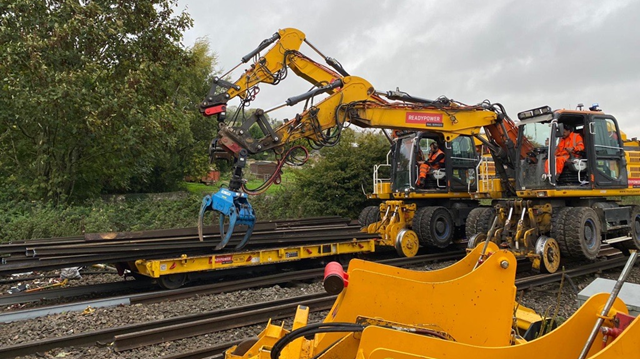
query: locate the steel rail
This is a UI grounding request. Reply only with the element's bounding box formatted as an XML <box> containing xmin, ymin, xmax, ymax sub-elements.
<box><xmin>26</xmin><ymin>229</ymin><xmax>374</xmax><ymax>256</ymax></box>
<box><xmin>0</xmin><ymin>224</ymin><xmax>376</xmax><ymax>276</ymax></box>
<box><xmin>114</xmin><ymin>295</ymin><xmax>336</xmax><ymax>351</ymax></box>
<box><xmin>0</xmin><ymin>294</ymin><xmax>333</xmax><ymax>358</ymax></box>
<box><xmin>0</xmin><ymin>217</ymin><xmax>353</xmax><ymax>260</ymax></box>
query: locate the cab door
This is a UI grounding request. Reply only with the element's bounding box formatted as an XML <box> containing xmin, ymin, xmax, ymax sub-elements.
<box><xmin>588</xmin><ymin>116</ymin><xmax>627</xmax><ymax>188</ymax></box>
<box><xmin>448</xmin><ymin>136</ymin><xmax>480</xmax><ymax>192</ymax></box>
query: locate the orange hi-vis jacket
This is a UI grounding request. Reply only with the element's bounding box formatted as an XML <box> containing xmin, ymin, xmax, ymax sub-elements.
<box><xmin>549</xmin><ymin>132</ymin><xmax>584</xmax><ymax>175</ymax></box>
<box><xmin>425</xmin><ymin>149</ymin><xmax>445</xmax><ymax>169</ymax></box>
<box><xmin>418</xmin><ymin>149</ymin><xmax>445</xmax><ymax>183</ymax></box>
<box><xmin>557</xmin><ymin>132</ymin><xmax>584</xmax><ymax>158</ymax></box>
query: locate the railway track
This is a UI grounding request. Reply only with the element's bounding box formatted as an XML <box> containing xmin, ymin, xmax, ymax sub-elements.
<box><xmin>0</xmin><ymin>251</ymin><xmax>465</xmax><ymax>314</ymax></box>
<box><xmin>0</xmin><ymin>252</ymin><xmax>629</xmax><ymax>358</ymax></box>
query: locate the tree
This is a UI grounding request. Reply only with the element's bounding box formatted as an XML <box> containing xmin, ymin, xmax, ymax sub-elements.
<box><xmin>0</xmin><ymin>0</ymin><xmax>218</xmax><ymax>203</ymax></box>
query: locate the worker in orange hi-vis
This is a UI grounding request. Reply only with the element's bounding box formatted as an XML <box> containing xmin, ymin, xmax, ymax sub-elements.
<box><xmin>417</xmin><ymin>142</ymin><xmax>445</xmax><ymax>187</ymax></box>
<box><xmin>546</xmin><ymin>125</ymin><xmax>584</xmax><ymax>176</ymax></box>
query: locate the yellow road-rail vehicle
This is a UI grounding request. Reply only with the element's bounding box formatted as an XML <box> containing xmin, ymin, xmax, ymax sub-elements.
<box><xmin>464</xmin><ymin>105</ymin><xmax>640</xmax><ymax>272</ymax></box>
<box><xmin>197</xmin><ymin>27</ymin><xmax>640</xmax><ymax>275</ymax></box>
<box><xmin>198</xmin><ymin>28</ymin><xmax>525</xmax><ymax>258</ymax></box>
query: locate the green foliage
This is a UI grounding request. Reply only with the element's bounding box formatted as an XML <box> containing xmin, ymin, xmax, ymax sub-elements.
<box><xmin>0</xmin><ymin>194</ymin><xmax>203</xmax><ymax>242</ymax></box>
<box><xmin>252</xmin><ymin>129</ymin><xmax>390</xmax><ymax>220</ymax></box>
<box><xmin>0</xmin><ymin>0</ymin><xmax>218</xmax><ymax>203</ymax></box>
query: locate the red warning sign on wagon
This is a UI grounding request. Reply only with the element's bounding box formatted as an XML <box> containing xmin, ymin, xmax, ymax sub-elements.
<box><xmin>215</xmin><ymin>255</ymin><xmax>234</xmax><ymax>264</ymax></box>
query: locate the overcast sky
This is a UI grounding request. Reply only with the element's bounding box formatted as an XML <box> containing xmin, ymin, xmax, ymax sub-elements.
<box><xmin>176</xmin><ymin>0</ymin><xmax>640</xmax><ymax>137</ymax></box>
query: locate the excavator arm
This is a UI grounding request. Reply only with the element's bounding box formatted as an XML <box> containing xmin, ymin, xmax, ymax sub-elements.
<box><xmin>217</xmin><ymin>75</ymin><xmax>521</xmax><ymax>161</ymax></box>
<box><xmin>198</xmin><ymin>28</ymin><xmax>532</xmax><ymax>250</ymax></box>
<box><xmin>200</xmin><ymin>28</ymin><xmax>348</xmax><ymax>119</ymax></box>
<box><xmin>198</xmin><ymin>28</ymin><xmax>355</xmax><ymax>248</ymax></box>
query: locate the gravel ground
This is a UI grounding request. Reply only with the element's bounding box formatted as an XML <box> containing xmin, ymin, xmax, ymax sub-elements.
<box><xmin>1</xmin><ymin>259</ymin><xmax>639</xmax><ymax>359</ymax></box>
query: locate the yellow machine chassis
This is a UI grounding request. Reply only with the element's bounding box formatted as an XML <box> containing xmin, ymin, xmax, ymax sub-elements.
<box><xmin>351</xmin><ymin>293</ymin><xmax>637</xmax><ymax>359</ymax></box>
<box><xmin>225</xmin><ymin>243</ymin><xmax>639</xmax><ymax>359</ymax></box>
<box><xmin>226</xmin><ymin>243</ymin><xmax>541</xmax><ymax>359</ymax></box>
<box><xmin>517</xmin><ymin>187</ymin><xmax>640</xmax><ymax>198</ymax></box>
<box><xmin>132</xmin><ymin>239</ymin><xmax>375</xmax><ymax>278</ymax></box>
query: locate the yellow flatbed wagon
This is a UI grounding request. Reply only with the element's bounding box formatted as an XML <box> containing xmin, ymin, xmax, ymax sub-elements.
<box><xmin>130</xmin><ymin>239</ymin><xmax>376</xmax><ymax>289</ymax></box>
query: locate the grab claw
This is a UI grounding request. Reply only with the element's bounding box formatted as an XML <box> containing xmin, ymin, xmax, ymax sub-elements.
<box><xmin>198</xmin><ymin>188</ymin><xmax>256</xmax><ymax>250</ymax></box>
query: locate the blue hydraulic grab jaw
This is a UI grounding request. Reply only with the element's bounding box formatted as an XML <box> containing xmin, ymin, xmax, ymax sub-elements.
<box><xmin>198</xmin><ymin>188</ymin><xmax>256</xmax><ymax>250</ymax></box>
<box><xmin>197</xmin><ymin>150</ymin><xmax>256</xmax><ymax>250</ymax></box>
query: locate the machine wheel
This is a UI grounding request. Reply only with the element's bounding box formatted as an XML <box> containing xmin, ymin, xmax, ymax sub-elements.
<box><xmin>412</xmin><ymin>207</ymin><xmax>428</xmax><ymax>245</ymax></box>
<box><xmin>358</xmin><ymin>206</ymin><xmax>379</xmax><ymax>227</ymax></box>
<box><xmin>621</xmin><ymin>206</ymin><xmax>640</xmax><ymax>250</ymax></box>
<box><xmin>535</xmin><ymin>236</ymin><xmax>561</xmax><ymax>273</ymax></box>
<box><xmin>465</xmin><ymin>207</ymin><xmax>494</xmax><ymax>239</ymax></box>
<box><xmin>550</xmin><ymin>207</ymin><xmax>572</xmax><ymax>256</ymax></box>
<box><xmin>158</xmin><ymin>273</ymin><xmax>187</xmax><ymax>290</ymax></box>
<box><xmin>413</xmin><ymin>206</ymin><xmax>454</xmax><ymax>248</ymax></box>
<box><xmin>467</xmin><ymin>233</ymin><xmax>487</xmax><ymax>250</ymax></box>
<box><xmin>564</xmin><ymin>207</ymin><xmax>601</xmax><ymax>260</ymax></box>
<box><xmin>395</xmin><ymin>229</ymin><xmax>419</xmax><ymax>257</ymax></box>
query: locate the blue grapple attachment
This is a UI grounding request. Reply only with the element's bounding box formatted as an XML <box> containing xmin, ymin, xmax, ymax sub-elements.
<box><xmin>197</xmin><ymin>150</ymin><xmax>256</xmax><ymax>250</ymax></box>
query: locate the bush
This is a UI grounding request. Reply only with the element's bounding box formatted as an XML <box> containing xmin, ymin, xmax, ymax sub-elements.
<box><xmin>0</xmin><ymin>194</ymin><xmax>204</xmax><ymax>243</ymax></box>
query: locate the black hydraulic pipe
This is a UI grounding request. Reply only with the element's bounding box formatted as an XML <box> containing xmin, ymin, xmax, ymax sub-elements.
<box><xmin>383</xmin><ymin>89</ymin><xmax>437</xmax><ymax>105</ymax></box>
<box><xmin>241</xmin><ymin>32</ymin><xmax>281</xmax><ymax>63</ymax></box>
<box><xmin>285</xmin><ymin>80</ymin><xmax>343</xmax><ymax>106</ymax></box>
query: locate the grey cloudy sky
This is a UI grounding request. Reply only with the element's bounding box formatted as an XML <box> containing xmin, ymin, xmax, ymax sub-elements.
<box><xmin>176</xmin><ymin>0</ymin><xmax>640</xmax><ymax>136</ymax></box>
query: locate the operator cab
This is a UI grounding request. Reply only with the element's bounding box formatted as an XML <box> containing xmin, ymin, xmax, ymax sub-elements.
<box><xmin>516</xmin><ymin>105</ymin><xmax>627</xmax><ymax>190</ymax></box>
<box><xmin>390</xmin><ymin>132</ymin><xmax>479</xmax><ymax>193</ymax></box>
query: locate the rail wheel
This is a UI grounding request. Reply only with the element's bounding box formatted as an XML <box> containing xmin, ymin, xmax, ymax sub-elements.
<box><xmin>465</xmin><ymin>207</ymin><xmax>494</xmax><ymax>239</ymax></box>
<box><xmin>231</xmin><ymin>337</ymin><xmax>259</xmax><ymax>356</ymax></box>
<box><xmin>550</xmin><ymin>207</ymin><xmax>572</xmax><ymax>256</ymax></box>
<box><xmin>621</xmin><ymin>206</ymin><xmax>640</xmax><ymax>250</ymax></box>
<box><xmin>413</xmin><ymin>206</ymin><xmax>454</xmax><ymax>248</ymax></box>
<box><xmin>564</xmin><ymin>207</ymin><xmax>601</xmax><ymax>260</ymax></box>
<box><xmin>467</xmin><ymin>233</ymin><xmax>486</xmax><ymax>250</ymax></box>
<box><xmin>395</xmin><ymin>229</ymin><xmax>419</xmax><ymax>257</ymax></box>
<box><xmin>535</xmin><ymin>235</ymin><xmax>561</xmax><ymax>273</ymax></box>
<box><xmin>158</xmin><ymin>273</ymin><xmax>187</xmax><ymax>290</ymax></box>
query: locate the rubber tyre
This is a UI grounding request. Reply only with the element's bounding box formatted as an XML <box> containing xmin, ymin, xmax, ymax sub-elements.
<box><xmin>412</xmin><ymin>206</ymin><xmax>454</xmax><ymax>248</ymax></box>
<box><xmin>365</xmin><ymin>206</ymin><xmax>381</xmax><ymax>226</ymax></box>
<box><xmin>563</xmin><ymin>207</ymin><xmax>601</xmax><ymax>260</ymax></box>
<box><xmin>358</xmin><ymin>206</ymin><xmax>374</xmax><ymax>227</ymax></box>
<box><xmin>412</xmin><ymin>207</ymin><xmax>429</xmax><ymax>246</ymax></box>
<box><xmin>358</xmin><ymin>206</ymin><xmax>378</xmax><ymax>227</ymax></box>
<box><xmin>621</xmin><ymin>206</ymin><xmax>640</xmax><ymax>250</ymax></box>
<box><xmin>550</xmin><ymin>207</ymin><xmax>572</xmax><ymax>256</ymax></box>
<box><xmin>465</xmin><ymin>207</ymin><xmax>494</xmax><ymax>239</ymax></box>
